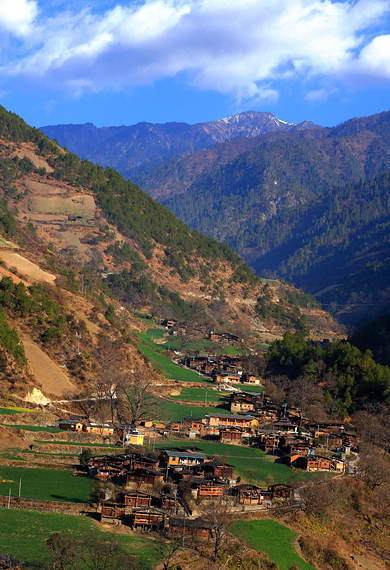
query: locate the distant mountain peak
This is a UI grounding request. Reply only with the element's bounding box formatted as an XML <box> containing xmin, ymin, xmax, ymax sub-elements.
<box><xmin>40</xmin><ymin>111</ymin><xmax>322</xmax><ymax>179</ymax></box>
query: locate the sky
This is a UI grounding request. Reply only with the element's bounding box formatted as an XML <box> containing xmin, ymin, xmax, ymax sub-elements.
<box><xmin>1</xmin><ymin>0</ymin><xmax>390</xmax><ymax>129</ymax></box>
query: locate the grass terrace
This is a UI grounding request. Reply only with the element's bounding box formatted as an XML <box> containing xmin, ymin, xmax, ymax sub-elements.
<box><xmin>171</xmin><ymin>387</ymin><xmax>230</xmax><ymax>404</ymax></box>
<box><xmin>0</xmin><ymin>407</ymin><xmax>39</xmax><ymax>415</ymax></box>
<box><xmin>0</xmin><ymin>509</ymin><xmax>156</xmax><ymax>569</ymax></box>
<box><xmin>231</xmin><ymin>520</ymin><xmax>315</xmax><ymax>570</ymax></box>
<box><xmin>158</xmin><ymin>399</ymin><xmax>229</xmax><ymax>422</ymax></box>
<box><xmin>0</xmin><ymin>423</ymin><xmax>61</xmax><ymax>433</ymax></box>
<box><xmin>0</xmin><ymin>467</ymin><xmax>94</xmax><ymax>503</ymax></box>
<box><xmin>34</xmin><ymin>440</ymin><xmax>120</xmax><ymax>449</ymax></box>
<box><xmin>137</xmin><ymin>340</ymin><xmax>205</xmax><ymax>383</ymax></box>
<box><xmin>232</xmin><ymin>383</ymin><xmax>264</xmax><ymax>393</ymax></box>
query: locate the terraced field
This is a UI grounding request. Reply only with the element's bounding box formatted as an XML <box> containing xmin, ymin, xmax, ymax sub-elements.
<box><xmin>0</xmin><ymin>509</ymin><xmax>156</xmax><ymax>569</ymax></box>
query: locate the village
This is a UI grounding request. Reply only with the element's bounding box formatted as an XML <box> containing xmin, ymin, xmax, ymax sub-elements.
<box><xmin>51</xmin><ymin>336</ymin><xmax>356</xmax><ymax>536</ymax></box>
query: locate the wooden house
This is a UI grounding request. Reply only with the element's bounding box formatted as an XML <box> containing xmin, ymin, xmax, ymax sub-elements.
<box><xmin>240</xmin><ymin>374</ymin><xmax>261</xmax><ymax>385</ymax></box>
<box><xmin>220</xmin><ymin>428</ymin><xmax>243</xmax><ymax>443</ymax></box>
<box><xmin>204</xmin><ymin>413</ymin><xmax>258</xmax><ymax>430</ymax></box>
<box><xmin>57</xmin><ymin>418</ymin><xmax>84</xmax><ymax>431</ymax></box>
<box><xmin>131</xmin><ymin>507</ymin><xmax>167</xmax><ymax>530</ymax></box>
<box><xmin>161</xmin><ymin>450</ymin><xmax>208</xmax><ymax>467</ymax></box>
<box><xmin>168</xmin><ymin>517</ymin><xmax>213</xmax><ymax>539</ymax></box>
<box><xmin>128</xmin><ymin>453</ymin><xmax>160</xmax><ymax>471</ymax></box>
<box><xmin>123</xmin><ymin>490</ymin><xmax>153</xmax><ymax>509</ymax></box>
<box><xmin>288</xmin><ymin>454</ymin><xmax>335</xmax><ymax>471</ymax></box>
<box><xmin>82</xmin><ymin>422</ymin><xmax>115</xmax><ymax>436</ymax></box>
<box><xmin>230</xmin><ymin>399</ymin><xmax>255</xmax><ymax>414</ymax></box>
<box><xmin>100</xmin><ymin>503</ymin><xmax>126</xmax><ymax>524</ymax></box>
<box><xmin>212</xmin><ymin>372</ymin><xmax>241</xmax><ymax>385</ymax></box>
<box><xmin>233</xmin><ymin>484</ymin><xmax>272</xmax><ymax>506</ymax></box>
<box><xmin>126</xmin><ymin>468</ymin><xmax>164</xmax><ymax>487</ymax></box>
<box><xmin>272</xmin><ymin>420</ymin><xmax>298</xmax><ymax>434</ymax></box>
<box><xmin>268</xmin><ymin>484</ymin><xmax>292</xmax><ymax>499</ymax></box>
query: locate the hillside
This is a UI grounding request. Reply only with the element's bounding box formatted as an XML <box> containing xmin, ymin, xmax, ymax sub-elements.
<box><xmin>40</xmin><ymin>111</ymin><xmax>321</xmax><ymax>181</ymax></box>
<box><xmin>39</xmin><ymin>110</ymin><xmax>390</xmax><ymax>327</ymax></box>
<box><xmin>0</xmin><ymin>105</ymin><xmax>343</xmax><ymax>402</ymax></box>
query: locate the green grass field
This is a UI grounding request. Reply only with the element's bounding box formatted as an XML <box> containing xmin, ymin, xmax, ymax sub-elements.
<box><xmin>0</xmin><ymin>467</ymin><xmax>94</xmax><ymax>503</ymax></box>
<box><xmin>158</xmin><ymin>398</ymin><xmax>229</xmax><ymax>421</ymax></box>
<box><xmin>35</xmin><ymin>440</ymin><xmax>119</xmax><ymax>449</ymax></box>
<box><xmin>137</xmin><ymin>341</ymin><xmax>205</xmax><ymax>383</ymax></box>
<box><xmin>0</xmin><ymin>407</ymin><xmax>39</xmax><ymax>415</ymax></box>
<box><xmin>0</xmin><ymin>509</ymin><xmax>156</xmax><ymax>569</ymax></box>
<box><xmin>0</xmin><ymin>423</ymin><xmax>61</xmax><ymax>433</ymax></box>
<box><xmin>172</xmin><ymin>387</ymin><xmax>230</xmax><ymax>404</ymax></box>
<box><xmin>231</xmin><ymin>520</ymin><xmax>315</xmax><ymax>570</ymax></box>
<box><xmin>232</xmin><ymin>383</ymin><xmax>264</xmax><ymax>393</ymax></box>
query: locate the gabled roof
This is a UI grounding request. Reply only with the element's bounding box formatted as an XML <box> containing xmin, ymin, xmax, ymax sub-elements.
<box><xmin>165</xmin><ymin>451</ymin><xmax>207</xmax><ymax>459</ymax></box>
<box><xmin>207</xmin><ymin>413</ymin><xmax>256</xmax><ymax>420</ymax></box>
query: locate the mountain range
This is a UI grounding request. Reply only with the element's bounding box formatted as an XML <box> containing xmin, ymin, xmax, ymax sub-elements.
<box><xmin>41</xmin><ymin>111</ymin><xmax>320</xmax><ymax>181</ymax></box>
<box><xmin>0</xmin><ymin>105</ymin><xmax>344</xmax><ymax>401</ymax></box>
<box><xmin>41</xmin><ymin>109</ymin><xmax>390</xmax><ymax>326</ymax></box>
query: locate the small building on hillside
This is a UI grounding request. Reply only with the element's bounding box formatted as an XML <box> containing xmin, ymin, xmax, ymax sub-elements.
<box><xmin>161</xmin><ymin>450</ymin><xmax>208</xmax><ymax>467</ymax></box>
<box><xmin>204</xmin><ymin>413</ymin><xmax>258</xmax><ymax>430</ymax></box>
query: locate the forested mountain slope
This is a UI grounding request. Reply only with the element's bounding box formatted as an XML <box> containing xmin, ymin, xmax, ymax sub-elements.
<box><xmin>0</xmin><ymin>105</ymin><xmax>343</xmax><ymax>398</ymax></box>
<box><xmin>248</xmin><ymin>171</ymin><xmax>390</xmax><ymax>326</ymax></box>
<box><xmin>163</xmin><ymin>110</ymin><xmax>390</xmax><ymax>241</ymax></box>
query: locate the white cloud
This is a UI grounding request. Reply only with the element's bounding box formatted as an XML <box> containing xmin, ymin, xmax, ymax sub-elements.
<box><xmin>0</xmin><ymin>0</ymin><xmax>37</xmax><ymax>37</ymax></box>
<box><xmin>354</xmin><ymin>35</ymin><xmax>390</xmax><ymax>79</ymax></box>
<box><xmin>306</xmin><ymin>87</ymin><xmax>338</xmax><ymax>102</ymax></box>
<box><xmin>1</xmin><ymin>0</ymin><xmax>390</xmax><ymax>103</ymax></box>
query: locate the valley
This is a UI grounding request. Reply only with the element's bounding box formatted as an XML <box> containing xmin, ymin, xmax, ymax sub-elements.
<box><xmin>0</xmin><ymin>106</ymin><xmax>388</xmax><ymax>570</ymax></box>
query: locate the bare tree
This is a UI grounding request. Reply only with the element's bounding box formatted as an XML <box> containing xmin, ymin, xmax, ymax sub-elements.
<box><xmin>78</xmin><ymin>533</ymin><xmax>134</xmax><ymax>570</ymax></box>
<box><xmin>45</xmin><ymin>532</ymin><xmax>78</xmax><ymax>570</ymax></box>
<box><xmin>155</xmin><ymin>526</ymin><xmax>184</xmax><ymax>570</ymax></box>
<box><xmin>289</xmin><ymin>376</ymin><xmax>324</xmax><ymax>419</ymax></box>
<box><xmin>201</xmin><ymin>497</ymin><xmax>234</xmax><ymax>564</ymax></box>
<box><xmin>357</xmin><ymin>444</ymin><xmax>390</xmax><ymax>490</ymax></box>
<box><xmin>118</xmin><ymin>370</ymin><xmax>158</xmax><ymax>425</ymax></box>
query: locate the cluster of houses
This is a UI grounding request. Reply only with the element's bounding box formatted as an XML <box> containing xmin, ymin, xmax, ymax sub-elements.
<box><xmin>178</xmin><ymin>355</ymin><xmax>260</xmax><ymax>386</ymax></box>
<box><xmin>91</xmin><ymin>448</ymin><xmax>292</xmax><ymax>533</ymax></box>
<box><xmin>170</xmin><ymin>392</ymin><xmax>351</xmax><ymax>474</ymax></box>
<box><xmin>57</xmin><ymin>388</ymin><xmax>352</xmax><ymax>476</ymax></box>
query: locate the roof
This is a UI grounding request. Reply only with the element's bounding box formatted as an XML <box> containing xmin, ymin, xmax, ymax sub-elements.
<box><xmin>207</xmin><ymin>413</ymin><xmax>256</xmax><ymax>420</ymax></box>
<box><xmin>165</xmin><ymin>451</ymin><xmax>207</xmax><ymax>459</ymax></box>
<box><xmin>127</xmin><ymin>468</ymin><xmax>163</xmax><ymax>476</ymax></box>
<box><xmin>169</xmin><ymin>517</ymin><xmax>213</xmax><ymax>529</ymax></box>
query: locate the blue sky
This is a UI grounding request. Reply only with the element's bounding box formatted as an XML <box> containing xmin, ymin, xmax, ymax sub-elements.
<box><xmin>1</xmin><ymin>0</ymin><xmax>390</xmax><ymax>129</ymax></box>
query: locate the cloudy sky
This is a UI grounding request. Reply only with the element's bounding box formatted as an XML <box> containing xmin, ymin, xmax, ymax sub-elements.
<box><xmin>1</xmin><ymin>0</ymin><xmax>390</xmax><ymax>128</ymax></box>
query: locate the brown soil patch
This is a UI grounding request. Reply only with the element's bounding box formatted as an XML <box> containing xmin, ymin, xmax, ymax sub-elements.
<box><xmin>17</xmin><ymin>148</ymin><xmax>54</xmax><ymax>173</ymax></box>
<box><xmin>22</xmin><ymin>337</ymin><xmax>76</xmax><ymax>397</ymax></box>
<box><xmin>60</xmin><ymin>232</ymin><xmax>88</xmax><ymax>253</ymax></box>
<box><xmin>24</xmin><ymin>178</ymin><xmax>66</xmax><ymax>195</ymax></box>
<box><xmin>20</xmin><ymin>212</ymin><xmax>69</xmax><ymax>224</ymax></box>
<box><xmin>0</xmin><ymin>251</ymin><xmax>56</xmax><ymax>285</ymax></box>
<box><xmin>349</xmin><ymin>553</ymin><xmax>387</xmax><ymax>570</ymax></box>
<box><xmin>0</xmin><ymin>425</ymin><xmax>25</xmax><ymax>449</ymax></box>
<box><xmin>29</xmin><ymin>195</ymin><xmax>96</xmax><ymax>219</ymax></box>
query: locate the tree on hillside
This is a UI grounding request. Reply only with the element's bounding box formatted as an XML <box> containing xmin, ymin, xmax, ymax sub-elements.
<box><xmin>118</xmin><ymin>370</ymin><xmax>158</xmax><ymax>425</ymax></box>
<box><xmin>201</xmin><ymin>497</ymin><xmax>234</xmax><ymax>564</ymax></box>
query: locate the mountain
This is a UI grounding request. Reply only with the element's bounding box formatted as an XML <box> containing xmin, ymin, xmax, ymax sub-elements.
<box><xmin>247</xmin><ymin>170</ymin><xmax>390</xmax><ymax>327</ymax></box>
<box><xmin>40</xmin><ymin>111</ymin><xmax>322</xmax><ymax>181</ymax></box>
<box><xmin>0</xmin><ymin>105</ymin><xmax>343</xmax><ymax>400</ymax></box>
<box><xmin>153</xmin><ymin>111</ymin><xmax>390</xmax><ymax>325</ymax></box>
